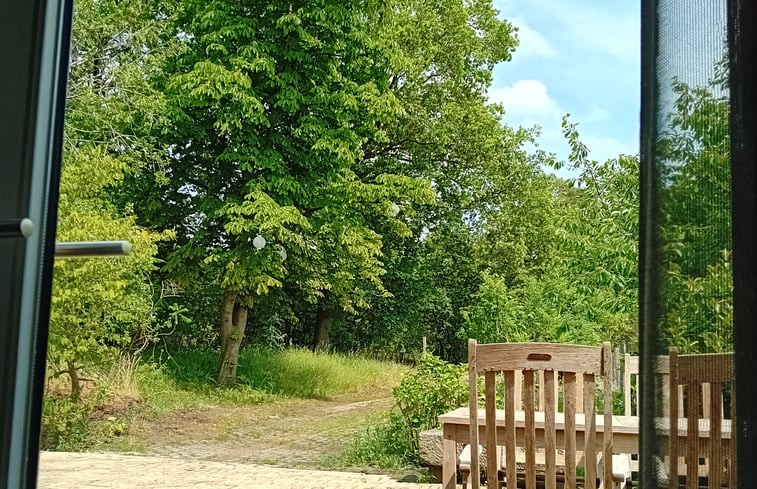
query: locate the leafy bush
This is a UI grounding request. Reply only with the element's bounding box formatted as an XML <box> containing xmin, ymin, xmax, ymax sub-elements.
<box><xmin>392</xmin><ymin>354</ymin><xmax>468</xmax><ymax>453</ymax></box>
<box><xmin>40</xmin><ymin>397</ymin><xmax>94</xmax><ymax>450</ymax></box>
<box><xmin>341</xmin><ymin>353</ymin><xmax>467</xmax><ymax>467</ymax></box>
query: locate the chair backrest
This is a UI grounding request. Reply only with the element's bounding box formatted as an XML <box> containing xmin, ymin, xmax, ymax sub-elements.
<box><xmin>467</xmin><ymin>340</ymin><xmax>613</xmax><ymax>489</ymax></box>
<box><xmin>624</xmin><ymin>354</ymin><xmax>639</xmax><ymax>416</ymax></box>
<box><xmin>668</xmin><ymin>349</ymin><xmax>735</xmax><ymax>489</ymax></box>
<box><xmin>624</xmin><ymin>354</ymin><xmax>678</xmax><ymax>417</ymax></box>
<box><xmin>512</xmin><ymin>369</ymin><xmax>579</xmax><ymax>413</ymax></box>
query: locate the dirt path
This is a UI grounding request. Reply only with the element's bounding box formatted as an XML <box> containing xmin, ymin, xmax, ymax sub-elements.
<box><xmin>119</xmin><ymin>387</ymin><xmax>396</xmax><ymax>470</ymax></box>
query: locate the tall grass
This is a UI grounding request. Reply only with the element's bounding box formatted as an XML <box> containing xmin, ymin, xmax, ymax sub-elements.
<box><xmin>41</xmin><ymin>347</ymin><xmax>407</xmax><ymax>450</ymax></box>
<box><xmin>160</xmin><ymin>348</ymin><xmax>406</xmax><ymax>399</ymax></box>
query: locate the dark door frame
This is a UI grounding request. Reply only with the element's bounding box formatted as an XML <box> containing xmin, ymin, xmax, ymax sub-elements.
<box><xmin>0</xmin><ymin>0</ymin><xmax>72</xmax><ymax>487</ymax></box>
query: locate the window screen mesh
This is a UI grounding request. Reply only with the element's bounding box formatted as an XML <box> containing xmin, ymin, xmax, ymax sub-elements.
<box><xmin>643</xmin><ymin>0</ymin><xmax>734</xmax><ymax>486</ymax></box>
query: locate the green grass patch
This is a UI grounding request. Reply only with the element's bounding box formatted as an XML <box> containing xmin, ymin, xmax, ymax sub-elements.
<box><xmin>326</xmin><ymin>415</ymin><xmax>412</xmax><ymax>470</ymax></box>
<box><xmin>41</xmin><ymin>348</ymin><xmax>407</xmax><ymax>451</ymax></box>
<box><xmin>160</xmin><ymin>348</ymin><xmax>407</xmax><ymax>400</ymax></box>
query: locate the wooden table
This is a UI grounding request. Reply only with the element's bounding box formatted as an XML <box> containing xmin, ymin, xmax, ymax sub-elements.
<box><xmin>438</xmin><ymin>407</ymin><xmax>732</xmax><ymax>489</ymax></box>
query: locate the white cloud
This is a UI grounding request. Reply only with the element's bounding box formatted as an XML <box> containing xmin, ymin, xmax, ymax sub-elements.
<box><xmin>495</xmin><ymin>0</ymin><xmax>638</xmax><ymax>62</ymax></box>
<box><xmin>488</xmin><ymin>79</ymin><xmax>560</xmax><ymax>117</ymax></box>
<box><xmin>489</xmin><ymin>0</ymin><xmax>639</xmax><ymax>168</ymax></box>
<box><xmin>510</xmin><ymin>16</ymin><xmax>557</xmax><ymax>58</ymax></box>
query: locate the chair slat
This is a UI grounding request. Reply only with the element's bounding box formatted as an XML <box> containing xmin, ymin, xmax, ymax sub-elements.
<box><xmin>485</xmin><ymin>371</ymin><xmax>498</xmax><ymax>488</ymax></box>
<box><xmin>661</xmin><ymin>373</ymin><xmax>670</xmax><ymax>417</ymax></box>
<box><xmin>710</xmin><ymin>382</ymin><xmax>722</xmax><ymax>489</ymax></box>
<box><xmin>564</xmin><ymin>372</ymin><xmax>577</xmax><ymax>489</ymax></box>
<box><xmin>729</xmin><ymin>384</ymin><xmax>736</xmax><ymax>488</ymax></box>
<box><xmin>544</xmin><ymin>369</ymin><xmax>557</xmax><ymax>489</ymax></box>
<box><xmin>504</xmin><ymin>370</ymin><xmax>517</xmax><ymax>489</ymax></box>
<box><xmin>624</xmin><ymin>353</ymin><xmax>632</xmax><ymax>416</ymax></box>
<box><xmin>669</xmin><ymin>349</ymin><xmax>679</xmax><ymax>489</ymax></box>
<box><xmin>524</xmin><ymin>370</ymin><xmax>536</xmax><ymax>489</ymax></box>
<box><xmin>576</xmin><ymin>374</ymin><xmax>584</xmax><ymax>414</ymax></box>
<box><xmin>702</xmin><ymin>383</ymin><xmax>711</xmax><ymax>418</ymax></box>
<box><xmin>602</xmin><ymin>342</ymin><xmax>614</xmax><ymax>488</ymax></box>
<box><xmin>686</xmin><ymin>384</ymin><xmax>698</xmax><ymax>489</ymax></box>
<box><xmin>468</xmin><ymin>339</ymin><xmax>480</xmax><ymax>489</ymax></box>
<box><xmin>583</xmin><ymin>373</ymin><xmax>596</xmax><ymax>488</ymax></box>
<box><xmin>514</xmin><ymin>370</ymin><xmax>522</xmax><ymax>411</ymax></box>
<box><xmin>538</xmin><ymin>370</ymin><xmax>545</xmax><ymax>411</ymax></box>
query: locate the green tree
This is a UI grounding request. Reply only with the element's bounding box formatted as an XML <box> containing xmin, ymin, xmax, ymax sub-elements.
<box><xmin>133</xmin><ymin>0</ymin><xmax>433</xmax><ymax>384</ymax></box>
<box><xmin>333</xmin><ymin>0</ymin><xmax>562</xmax><ymax>360</ymax></box>
<box><xmin>51</xmin><ymin>149</ymin><xmax>167</xmax><ymax>400</ymax></box>
<box><xmin>459</xmin><ymin>119</ymin><xmax>640</xmax><ymax>349</ymax></box>
<box><xmin>51</xmin><ymin>0</ymin><xmax>171</xmax><ymax>400</ymax></box>
<box><xmin>659</xmin><ymin>60</ymin><xmax>732</xmax><ymax>352</ymax></box>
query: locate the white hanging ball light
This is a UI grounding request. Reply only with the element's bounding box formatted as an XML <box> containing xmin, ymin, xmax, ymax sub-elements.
<box><xmin>253</xmin><ymin>234</ymin><xmax>266</xmax><ymax>250</ymax></box>
<box><xmin>278</xmin><ymin>249</ymin><xmax>287</xmax><ymax>261</ymax></box>
<box><xmin>390</xmin><ymin>202</ymin><xmax>400</xmax><ymax>216</ymax></box>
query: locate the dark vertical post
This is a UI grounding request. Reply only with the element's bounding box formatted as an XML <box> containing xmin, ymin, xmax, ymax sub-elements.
<box><xmin>0</xmin><ymin>0</ymin><xmax>72</xmax><ymax>487</ymax></box>
<box><xmin>639</xmin><ymin>0</ymin><xmax>663</xmax><ymax>487</ymax></box>
<box><xmin>728</xmin><ymin>0</ymin><xmax>757</xmax><ymax>483</ymax></box>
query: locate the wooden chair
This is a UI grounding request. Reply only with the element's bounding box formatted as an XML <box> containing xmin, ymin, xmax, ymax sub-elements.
<box><xmin>667</xmin><ymin>349</ymin><xmax>735</xmax><ymax>489</ymax></box>
<box><xmin>459</xmin><ymin>370</ymin><xmax>561</xmax><ymax>488</ymax></box>
<box><xmin>465</xmin><ymin>340</ymin><xmax>626</xmax><ymax>489</ymax></box>
<box><xmin>624</xmin><ymin>354</ymin><xmax>693</xmax><ymax>418</ymax></box>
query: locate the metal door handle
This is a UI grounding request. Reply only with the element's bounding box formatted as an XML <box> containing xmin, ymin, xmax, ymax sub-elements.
<box><xmin>55</xmin><ymin>241</ymin><xmax>131</xmax><ymax>258</ymax></box>
<box><xmin>0</xmin><ymin>218</ymin><xmax>34</xmax><ymax>238</ymax></box>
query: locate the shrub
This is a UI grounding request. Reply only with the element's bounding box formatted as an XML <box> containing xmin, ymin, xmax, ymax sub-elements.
<box><xmin>40</xmin><ymin>397</ymin><xmax>94</xmax><ymax>450</ymax></box>
<box><xmin>341</xmin><ymin>353</ymin><xmax>467</xmax><ymax>467</ymax></box>
<box><xmin>391</xmin><ymin>354</ymin><xmax>467</xmax><ymax>454</ymax></box>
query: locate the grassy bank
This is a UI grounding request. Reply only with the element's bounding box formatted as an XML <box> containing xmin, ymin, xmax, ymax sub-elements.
<box><xmin>41</xmin><ymin>348</ymin><xmax>407</xmax><ymax>451</ymax></box>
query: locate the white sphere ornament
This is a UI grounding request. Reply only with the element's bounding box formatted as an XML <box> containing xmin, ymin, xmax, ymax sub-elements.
<box><xmin>390</xmin><ymin>202</ymin><xmax>400</xmax><ymax>216</ymax></box>
<box><xmin>253</xmin><ymin>235</ymin><xmax>266</xmax><ymax>250</ymax></box>
<box><xmin>278</xmin><ymin>249</ymin><xmax>287</xmax><ymax>261</ymax></box>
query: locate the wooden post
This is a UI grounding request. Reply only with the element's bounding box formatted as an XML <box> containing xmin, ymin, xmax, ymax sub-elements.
<box><xmin>468</xmin><ymin>339</ymin><xmax>480</xmax><ymax>489</ymax></box>
<box><xmin>422</xmin><ymin>336</ymin><xmax>427</xmax><ymax>354</ymax></box>
<box><xmin>442</xmin><ymin>423</ymin><xmax>457</xmax><ymax>489</ymax></box>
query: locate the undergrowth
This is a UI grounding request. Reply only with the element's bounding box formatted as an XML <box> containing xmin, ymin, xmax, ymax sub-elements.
<box><xmin>40</xmin><ymin>348</ymin><xmax>407</xmax><ymax>451</ymax></box>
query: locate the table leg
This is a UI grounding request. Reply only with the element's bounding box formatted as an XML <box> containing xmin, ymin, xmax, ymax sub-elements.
<box><xmin>442</xmin><ymin>423</ymin><xmax>456</xmax><ymax>489</ymax></box>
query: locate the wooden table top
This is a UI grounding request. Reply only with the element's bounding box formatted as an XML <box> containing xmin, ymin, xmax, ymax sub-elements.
<box><xmin>439</xmin><ymin>407</ymin><xmax>732</xmax><ymax>439</ymax></box>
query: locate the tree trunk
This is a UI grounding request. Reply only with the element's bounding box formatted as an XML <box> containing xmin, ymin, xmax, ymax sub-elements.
<box><xmin>218</xmin><ymin>288</ymin><xmax>236</xmax><ymax>370</ymax></box>
<box><xmin>67</xmin><ymin>360</ymin><xmax>80</xmax><ymax>401</ymax></box>
<box><xmin>217</xmin><ymin>290</ymin><xmax>252</xmax><ymax>386</ymax></box>
<box><xmin>312</xmin><ymin>304</ymin><xmax>335</xmax><ymax>351</ymax></box>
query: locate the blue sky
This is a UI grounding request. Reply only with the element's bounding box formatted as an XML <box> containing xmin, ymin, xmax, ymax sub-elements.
<box><xmin>489</xmin><ymin>0</ymin><xmax>641</xmax><ymax>166</ymax></box>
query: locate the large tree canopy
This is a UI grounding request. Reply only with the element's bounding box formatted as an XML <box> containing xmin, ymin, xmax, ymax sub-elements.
<box><xmin>131</xmin><ymin>0</ymin><xmax>433</xmax><ymax>383</ymax></box>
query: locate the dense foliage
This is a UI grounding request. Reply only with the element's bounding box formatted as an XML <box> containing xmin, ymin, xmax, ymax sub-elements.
<box><xmin>658</xmin><ymin>61</ymin><xmax>732</xmax><ymax>353</ymax></box>
<box><xmin>51</xmin><ymin>0</ymin><xmax>731</xmax><ymax>409</ymax></box>
<box><xmin>50</xmin><ymin>0</ymin><xmax>173</xmax><ymax>399</ymax></box>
